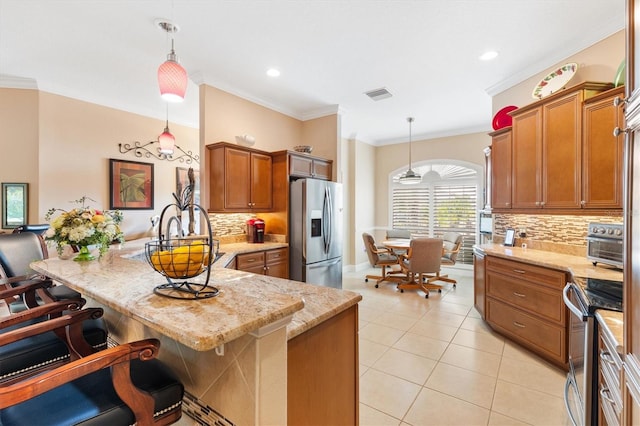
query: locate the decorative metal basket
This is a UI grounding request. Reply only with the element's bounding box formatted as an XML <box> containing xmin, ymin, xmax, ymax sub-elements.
<box><xmin>144</xmin><ymin>194</ymin><xmax>219</xmax><ymax>300</ymax></box>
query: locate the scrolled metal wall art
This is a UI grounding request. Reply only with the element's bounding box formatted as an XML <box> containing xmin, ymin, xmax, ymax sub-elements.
<box><xmin>118</xmin><ymin>141</ymin><xmax>199</xmax><ymax>164</ymax></box>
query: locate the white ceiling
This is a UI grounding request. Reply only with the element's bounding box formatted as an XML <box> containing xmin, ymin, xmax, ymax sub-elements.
<box><xmin>0</xmin><ymin>0</ymin><xmax>625</xmax><ymax>145</ymax></box>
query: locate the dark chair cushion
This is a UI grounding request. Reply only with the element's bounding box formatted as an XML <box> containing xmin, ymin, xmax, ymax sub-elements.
<box><xmin>0</xmin><ymin>358</ymin><xmax>184</xmax><ymax>426</ymax></box>
<box><xmin>0</xmin><ymin>318</ymin><xmax>107</xmax><ymax>382</ymax></box>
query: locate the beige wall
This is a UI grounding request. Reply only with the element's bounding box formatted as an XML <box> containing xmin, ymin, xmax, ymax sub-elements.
<box><xmin>0</xmin><ymin>88</ymin><xmax>40</xmax><ymax>224</ymax></box>
<box><xmin>351</xmin><ymin>139</ymin><xmax>377</xmax><ymax>267</ymax></box>
<box><xmin>493</xmin><ymin>31</ymin><xmax>625</xmax><ymax>113</ymax></box>
<box><xmin>1</xmin><ymin>88</ymin><xmax>199</xmax><ymax>238</ymax></box>
<box><xmin>374</xmin><ymin>132</ymin><xmax>489</xmax><ymax>228</ymax></box>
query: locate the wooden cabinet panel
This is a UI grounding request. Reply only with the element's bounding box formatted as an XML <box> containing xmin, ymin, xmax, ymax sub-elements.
<box><xmin>207</xmin><ymin>143</ymin><xmax>273</xmax><ymax>212</ymax></box>
<box><xmin>288</xmin><ymin>305</ymin><xmax>358</xmax><ymax>425</ymax></box>
<box><xmin>224</xmin><ymin>148</ymin><xmax>252</xmax><ymax>210</ymax></box>
<box><xmin>511</xmin><ymin>107</ymin><xmax>542</xmax><ymax>209</ymax></box>
<box><xmin>486</xmin><ymin>298</ymin><xmax>566</xmax><ymax>365</ymax></box>
<box><xmin>582</xmin><ymin>87</ymin><xmax>625</xmax><ymax>209</ymax></box>
<box><xmin>490</xmin><ymin>128</ymin><xmax>512</xmax><ymax>209</ymax></box>
<box><xmin>250</xmin><ymin>152</ymin><xmax>273</xmax><ymax>210</ymax></box>
<box><xmin>486</xmin><ymin>272</ymin><xmax>564</xmax><ymax>324</ymax></box>
<box><xmin>236</xmin><ymin>248</ymin><xmax>288</xmax><ymax>279</ymax></box>
<box><xmin>485</xmin><ymin>256</ymin><xmax>567</xmax><ymax>289</ymax></box>
<box><xmin>542</xmin><ymin>92</ymin><xmax>582</xmax><ymax>209</ymax></box>
<box><xmin>289</xmin><ymin>153</ymin><xmax>333</xmax><ymax>180</ymax></box>
<box><xmin>236</xmin><ymin>251</ymin><xmax>266</xmax><ymax>274</ymax></box>
<box><xmin>473</xmin><ymin>250</ymin><xmax>485</xmax><ymax>319</ymax></box>
<box><xmin>484</xmin><ymin>255</ymin><xmax>568</xmax><ymax>368</ymax></box>
<box><xmin>265</xmin><ymin>248</ymin><xmax>288</xmax><ymax>278</ymax></box>
<box><xmin>507</xmin><ymin>82</ymin><xmax>615</xmax><ymax>213</ymax></box>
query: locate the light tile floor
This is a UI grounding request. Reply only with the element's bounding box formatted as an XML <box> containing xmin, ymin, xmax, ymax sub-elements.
<box><xmin>346</xmin><ymin>265</ymin><xmax>572</xmax><ymax>426</ymax></box>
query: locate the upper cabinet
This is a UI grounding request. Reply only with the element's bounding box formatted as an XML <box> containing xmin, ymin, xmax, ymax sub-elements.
<box><xmin>489</xmin><ymin>128</ymin><xmax>512</xmax><ymax>210</ymax></box>
<box><xmin>582</xmin><ymin>86</ymin><xmax>625</xmax><ymax>209</ymax></box>
<box><xmin>492</xmin><ymin>82</ymin><xmax>620</xmax><ymax>214</ymax></box>
<box><xmin>288</xmin><ymin>152</ymin><xmax>333</xmax><ymax>180</ymax></box>
<box><xmin>207</xmin><ymin>142</ymin><xmax>273</xmax><ymax>212</ymax></box>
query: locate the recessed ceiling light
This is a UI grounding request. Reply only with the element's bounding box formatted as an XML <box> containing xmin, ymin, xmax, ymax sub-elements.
<box><xmin>479</xmin><ymin>51</ymin><xmax>498</xmax><ymax>61</ymax></box>
<box><xmin>266</xmin><ymin>68</ymin><xmax>281</xmax><ymax>77</ymax></box>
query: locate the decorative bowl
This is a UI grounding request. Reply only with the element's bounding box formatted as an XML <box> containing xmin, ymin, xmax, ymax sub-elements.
<box><xmin>294</xmin><ymin>145</ymin><xmax>313</xmax><ymax>153</ymax></box>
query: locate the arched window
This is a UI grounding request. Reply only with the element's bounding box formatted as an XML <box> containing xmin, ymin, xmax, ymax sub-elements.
<box><xmin>390</xmin><ymin>162</ymin><xmax>481</xmax><ymax>264</ymax></box>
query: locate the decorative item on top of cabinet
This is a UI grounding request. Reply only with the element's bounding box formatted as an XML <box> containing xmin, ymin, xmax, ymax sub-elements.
<box><xmin>207</xmin><ymin>142</ymin><xmax>272</xmax><ymax>212</ymax></box>
<box><xmin>489</xmin><ymin>127</ymin><xmax>512</xmax><ymax>210</ymax></box>
<box><xmin>509</xmin><ymin>82</ymin><xmax>613</xmax><ymax>213</ymax></box>
<box><xmin>236</xmin><ymin>248</ymin><xmax>288</xmax><ymax>279</ymax></box>
<box><xmin>582</xmin><ymin>86</ymin><xmax>625</xmax><ymax>210</ymax></box>
<box><xmin>484</xmin><ymin>255</ymin><xmax>568</xmax><ymax>369</ymax></box>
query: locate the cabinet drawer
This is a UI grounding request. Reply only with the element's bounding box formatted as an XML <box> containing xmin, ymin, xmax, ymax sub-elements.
<box><xmin>486</xmin><ymin>298</ymin><xmax>566</xmax><ymax>364</ymax></box>
<box><xmin>266</xmin><ymin>248</ymin><xmax>288</xmax><ymax>265</ymax></box>
<box><xmin>486</xmin><ymin>271</ymin><xmax>565</xmax><ymax>325</ymax></box>
<box><xmin>486</xmin><ymin>256</ymin><xmax>567</xmax><ymax>289</ymax></box>
<box><xmin>236</xmin><ymin>251</ymin><xmax>266</xmax><ymax>270</ymax></box>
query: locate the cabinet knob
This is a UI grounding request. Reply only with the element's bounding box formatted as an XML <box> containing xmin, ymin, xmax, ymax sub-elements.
<box><xmin>535</xmin><ymin>201</ymin><xmax>540</xmax><ymax>206</ymax></box>
<box><xmin>613</xmin><ymin>96</ymin><xmax>626</xmax><ymax>107</ymax></box>
<box><xmin>613</xmin><ymin>127</ymin><xmax>628</xmax><ymax>137</ymax></box>
<box><xmin>540</xmin><ymin>201</ymin><xmax>545</xmax><ymax>207</ymax></box>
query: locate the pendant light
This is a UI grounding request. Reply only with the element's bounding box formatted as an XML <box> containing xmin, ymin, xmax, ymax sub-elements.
<box><xmin>399</xmin><ymin>117</ymin><xmax>422</xmax><ymax>184</ymax></box>
<box><xmin>158</xmin><ymin>104</ymin><xmax>175</xmax><ymax>155</ymax></box>
<box><xmin>157</xmin><ymin>21</ymin><xmax>187</xmax><ymax>102</ymax></box>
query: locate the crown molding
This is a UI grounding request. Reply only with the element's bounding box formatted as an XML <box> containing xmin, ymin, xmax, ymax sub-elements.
<box><xmin>0</xmin><ymin>74</ymin><xmax>38</xmax><ymax>90</ymax></box>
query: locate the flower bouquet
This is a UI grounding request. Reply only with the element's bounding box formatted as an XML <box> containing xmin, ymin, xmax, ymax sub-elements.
<box><xmin>45</xmin><ymin>196</ymin><xmax>124</xmax><ymax>261</ymax></box>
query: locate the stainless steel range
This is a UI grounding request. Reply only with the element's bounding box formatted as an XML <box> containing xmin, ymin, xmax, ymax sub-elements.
<box><xmin>586</xmin><ymin>222</ymin><xmax>623</xmax><ymax>268</ymax></box>
<box><xmin>563</xmin><ymin>278</ymin><xmax>623</xmax><ymax>426</ymax></box>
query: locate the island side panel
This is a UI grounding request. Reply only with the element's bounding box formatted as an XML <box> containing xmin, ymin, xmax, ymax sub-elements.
<box><xmin>287</xmin><ymin>304</ymin><xmax>359</xmax><ymax>425</ymax></box>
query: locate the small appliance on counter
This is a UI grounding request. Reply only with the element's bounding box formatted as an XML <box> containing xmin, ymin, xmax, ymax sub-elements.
<box><xmin>247</xmin><ymin>218</ymin><xmax>265</xmax><ymax>243</ymax></box>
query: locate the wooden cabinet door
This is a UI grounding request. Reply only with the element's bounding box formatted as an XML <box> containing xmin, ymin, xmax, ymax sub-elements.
<box><xmin>289</xmin><ymin>154</ymin><xmax>314</xmax><ymax>178</ymax></box>
<box><xmin>224</xmin><ymin>148</ymin><xmax>252</xmax><ymax>210</ymax></box>
<box><xmin>312</xmin><ymin>159</ymin><xmax>332</xmax><ymax>180</ymax></box>
<box><xmin>236</xmin><ymin>251</ymin><xmax>266</xmax><ymax>275</ymax></box>
<box><xmin>542</xmin><ymin>92</ymin><xmax>582</xmax><ymax>209</ymax></box>
<box><xmin>265</xmin><ymin>248</ymin><xmax>288</xmax><ymax>278</ymax></box>
<box><xmin>511</xmin><ymin>107</ymin><xmax>542</xmax><ymax>209</ymax></box>
<box><xmin>582</xmin><ymin>87</ymin><xmax>625</xmax><ymax>209</ymax></box>
<box><xmin>473</xmin><ymin>251</ymin><xmax>485</xmax><ymax>319</ymax></box>
<box><xmin>250</xmin><ymin>152</ymin><xmax>273</xmax><ymax>210</ymax></box>
<box><xmin>490</xmin><ymin>128</ymin><xmax>512</xmax><ymax>209</ymax></box>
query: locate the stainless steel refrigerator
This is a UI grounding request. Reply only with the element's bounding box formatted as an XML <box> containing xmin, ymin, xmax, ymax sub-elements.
<box><xmin>289</xmin><ymin>178</ymin><xmax>343</xmax><ymax>289</ymax></box>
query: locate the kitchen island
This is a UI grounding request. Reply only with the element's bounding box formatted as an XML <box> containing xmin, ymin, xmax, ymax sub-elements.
<box><xmin>31</xmin><ymin>240</ymin><xmax>362</xmax><ymax>425</ymax></box>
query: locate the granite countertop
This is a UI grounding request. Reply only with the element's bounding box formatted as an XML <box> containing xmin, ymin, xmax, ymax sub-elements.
<box><xmin>31</xmin><ymin>239</ymin><xmax>361</xmax><ymax>351</ymax></box>
<box><xmin>596</xmin><ymin>310</ymin><xmax>624</xmax><ymax>356</ymax></box>
<box><xmin>474</xmin><ymin>243</ymin><xmax>623</xmax><ymax>282</ymax></box>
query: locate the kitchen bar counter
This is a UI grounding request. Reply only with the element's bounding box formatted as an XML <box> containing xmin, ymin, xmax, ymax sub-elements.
<box><xmin>31</xmin><ymin>240</ymin><xmax>361</xmax><ymax>425</ymax></box>
<box><xmin>475</xmin><ymin>243</ymin><xmax>623</xmax><ymax>282</ymax></box>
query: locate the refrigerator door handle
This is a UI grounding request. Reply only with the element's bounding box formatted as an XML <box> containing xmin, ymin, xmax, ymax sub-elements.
<box><xmin>326</xmin><ymin>187</ymin><xmax>332</xmax><ymax>252</ymax></box>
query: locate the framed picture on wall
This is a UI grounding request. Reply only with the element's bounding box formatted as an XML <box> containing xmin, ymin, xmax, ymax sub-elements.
<box><xmin>2</xmin><ymin>183</ymin><xmax>28</xmax><ymax>229</ymax></box>
<box><xmin>176</xmin><ymin>167</ymin><xmax>200</xmax><ymax>206</ymax></box>
<box><xmin>109</xmin><ymin>159</ymin><xmax>154</xmax><ymax>210</ymax></box>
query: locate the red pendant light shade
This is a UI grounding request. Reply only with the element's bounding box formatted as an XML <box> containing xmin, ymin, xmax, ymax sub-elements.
<box><xmin>158</xmin><ymin>53</ymin><xmax>187</xmax><ymax>102</ymax></box>
<box><xmin>158</xmin><ymin>125</ymin><xmax>176</xmax><ymax>155</ymax></box>
<box><xmin>157</xmin><ymin>21</ymin><xmax>187</xmax><ymax>102</ymax></box>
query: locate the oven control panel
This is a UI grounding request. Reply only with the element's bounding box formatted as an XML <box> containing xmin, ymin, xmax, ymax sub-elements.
<box><xmin>588</xmin><ymin>223</ymin><xmax>623</xmax><ymax>239</ymax></box>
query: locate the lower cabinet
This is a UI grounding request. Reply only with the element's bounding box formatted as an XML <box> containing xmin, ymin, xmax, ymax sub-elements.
<box><xmin>288</xmin><ymin>304</ymin><xmax>358</xmax><ymax>425</ymax></box>
<box><xmin>236</xmin><ymin>248</ymin><xmax>289</xmax><ymax>279</ymax></box>
<box><xmin>597</xmin><ymin>313</ymin><xmax>623</xmax><ymax>425</ymax></box>
<box><xmin>485</xmin><ymin>255</ymin><xmax>568</xmax><ymax>369</ymax></box>
<box><xmin>473</xmin><ymin>249</ymin><xmax>485</xmax><ymax>319</ymax></box>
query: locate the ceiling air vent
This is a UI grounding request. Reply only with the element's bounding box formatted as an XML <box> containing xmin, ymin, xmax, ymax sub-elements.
<box><xmin>365</xmin><ymin>87</ymin><xmax>392</xmax><ymax>101</ymax></box>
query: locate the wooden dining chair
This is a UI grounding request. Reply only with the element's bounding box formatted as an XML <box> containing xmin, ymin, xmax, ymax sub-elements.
<box><xmin>362</xmin><ymin>233</ymin><xmax>402</xmax><ymax>287</ymax></box>
<box><xmin>397</xmin><ymin>238</ymin><xmax>446</xmax><ymax>298</ymax></box>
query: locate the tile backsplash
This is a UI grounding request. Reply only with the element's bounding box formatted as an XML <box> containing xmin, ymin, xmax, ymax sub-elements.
<box><xmin>492</xmin><ymin>213</ymin><xmax>623</xmax><ymax>255</ymax></box>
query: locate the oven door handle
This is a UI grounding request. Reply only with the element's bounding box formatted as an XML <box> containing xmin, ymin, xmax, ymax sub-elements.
<box><xmin>563</xmin><ymin>283</ymin><xmax>588</xmax><ymax>321</ymax></box>
<box><xmin>564</xmin><ymin>374</ymin><xmax>580</xmax><ymax>426</ymax></box>
<box><xmin>587</xmin><ymin>236</ymin><xmax>623</xmax><ymax>244</ymax></box>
